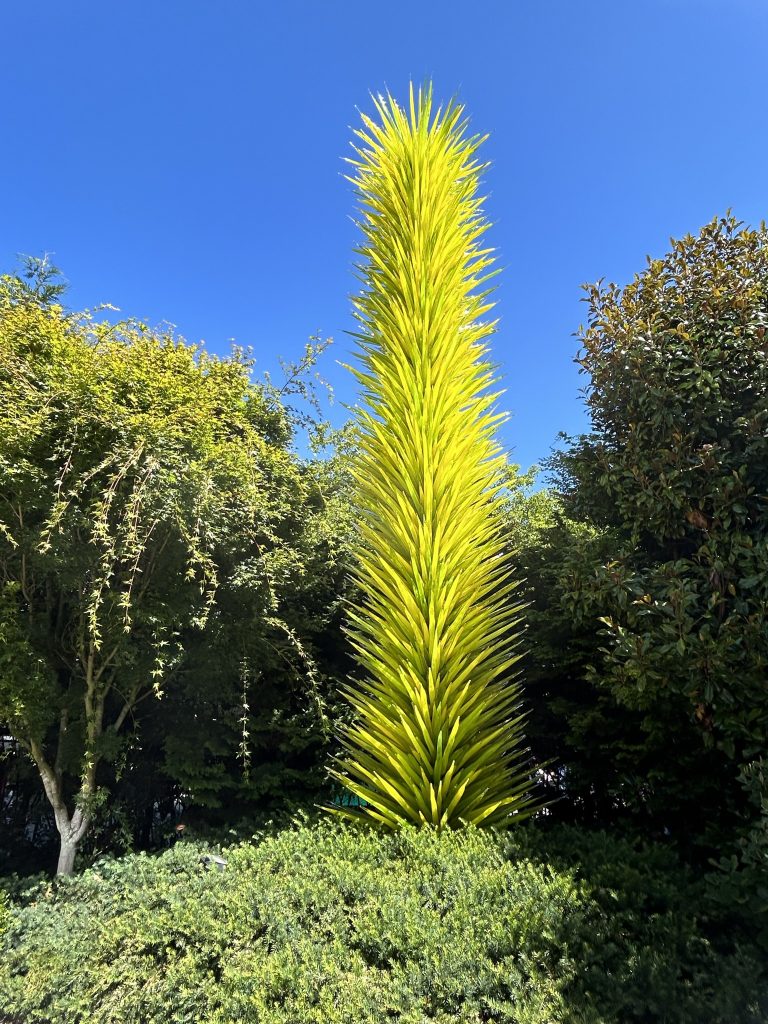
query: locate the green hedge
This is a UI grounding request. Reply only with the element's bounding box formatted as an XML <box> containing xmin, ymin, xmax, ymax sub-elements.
<box><xmin>1</xmin><ymin>822</ymin><xmax>765</xmax><ymax>1023</ymax></box>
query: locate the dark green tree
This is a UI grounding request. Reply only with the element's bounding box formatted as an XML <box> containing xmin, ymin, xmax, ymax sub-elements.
<box><xmin>550</xmin><ymin>215</ymin><xmax>768</xmax><ymax>856</ymax></box>
<box><xmin>503</xmin><ymin>471</ymin><xmax>736</xmax><ymax>846</ymax></box>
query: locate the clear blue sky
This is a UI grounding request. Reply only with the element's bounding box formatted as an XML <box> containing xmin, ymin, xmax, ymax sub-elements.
<box><xmin>3</xmin><ymin>1</ymin><xmax>767</xmax><ymax>470</ymax></box>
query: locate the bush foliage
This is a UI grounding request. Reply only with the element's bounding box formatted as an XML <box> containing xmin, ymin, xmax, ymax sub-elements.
<box><xmin>1</xmin><ymin>821</ymin><xmax>765</xmax><ymax>1024</ymax></box>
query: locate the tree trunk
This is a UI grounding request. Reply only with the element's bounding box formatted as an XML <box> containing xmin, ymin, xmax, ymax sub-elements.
<box><xmin>56</xmin><ymin>834</ymin><xmax>78</xmax><ymax>875</ymax></box>
<box><xmin>30</xmin><ymin>739</ymin><xmax>91</xmax><ymax>875</ymax></box>
<box><xmin>52</xmin><ymin>806</ymin><xmax>90</xmax><ymax>876</ymax></box>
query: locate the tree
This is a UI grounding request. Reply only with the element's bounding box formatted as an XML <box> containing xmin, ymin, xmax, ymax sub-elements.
<box><xmin>140</xmin><ymin>429</ymin><xmax>358</xmax><ymax>830</ymax></box>
<box><xmin>503</xmin><ymin>470</ymin><xmax>736</xmax><ymax>847</ymax></box>
<box><xmin>331</xmin><ymin>85</ymin><xmax>536</xmax><ymax>828</ymax></box>
<box><xmin>553</xmin><ymin>215</ymin><xmax>768</xmax><ymax>851</ymax></box>
<box><xmin>0</xmin><ymin>260</ymin><xmax>312</xmax><ymax>872</ymax></box>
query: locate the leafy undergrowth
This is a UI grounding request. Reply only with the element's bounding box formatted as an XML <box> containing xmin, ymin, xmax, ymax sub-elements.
<box><xmin>1</xmin><ymin>822</ymin><xmax>765</xmax><ymax>1024</ymax></box>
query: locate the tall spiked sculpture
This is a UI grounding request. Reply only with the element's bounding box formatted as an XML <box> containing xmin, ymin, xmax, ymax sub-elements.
<box><xmin>332</xmin><ymin>85</ymin><xmax>536</xmax><ymax>828</ymax></box>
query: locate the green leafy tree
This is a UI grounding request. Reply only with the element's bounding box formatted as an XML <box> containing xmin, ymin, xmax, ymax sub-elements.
<box><xmin>553</xmin><ymin>215</ymin><xmax>768</xmax><ymax>852</ymax></box>
<box><xmin>0</xmin><ymin>260</ymin><xmax>313</xmax><ymax>872</ymax></box>
<box><xmin>503</xmin><ymin>470</ymin><xmax>736</xmax><ymax>844</ymax></box>
<box><xmin>145</xmin><ymin>432</ymin><xmax>358</xmax><ymax>828</ymax></box>
<box><xmin>331</xmin><ymin>85</ymin><xmax>535</xmax><ymax>828</ymax></box>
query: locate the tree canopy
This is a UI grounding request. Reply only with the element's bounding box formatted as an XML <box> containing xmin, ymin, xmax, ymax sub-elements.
<box><xmin>0</xmin><ymin>259</ymin><xmax>340</xmax><ymax>872</ymax></box>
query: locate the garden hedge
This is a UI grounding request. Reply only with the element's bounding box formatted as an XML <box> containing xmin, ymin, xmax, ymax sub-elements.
<box><xmin>1</xmin><ymin>821</ymin><xmax>765</xmax><ymax>1024</ymax></box>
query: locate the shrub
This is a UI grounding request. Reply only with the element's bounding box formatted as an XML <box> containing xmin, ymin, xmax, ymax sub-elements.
<box><xmin>511</xmin><ymin>826</ymin><xmax>767</xmax><ymax>1022</ymax></box>
<box><xmin>1</xmin><ymin>822</ymin><xmax>765</xmax><ymax>1023</ymax></box>
<box><xmin>0</xmin><ymin>888</ymin><xmax>9</xmax><ymax>940</ymax></box>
